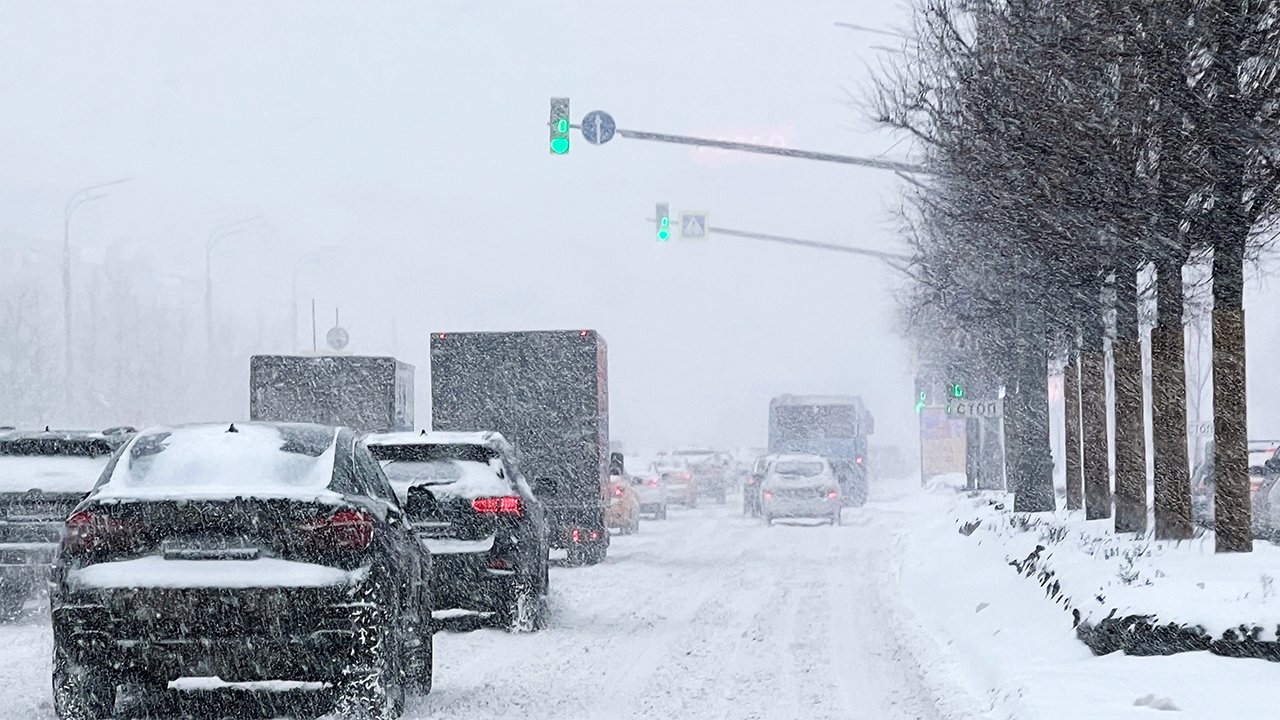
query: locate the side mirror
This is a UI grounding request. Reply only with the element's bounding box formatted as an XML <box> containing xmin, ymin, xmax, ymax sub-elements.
<box><xmin>632</xmin><ymin>476</ymin><xmax>644</xmax><ymax>486</ymax></box>
<box><xmin>1266</xmin><ymin>457</ymin><xmax>1280</xmax><ymax>472</ymax></box>
<box><xmin>1249</xmin><ymin>465</ymin><xmax>1267</xmax><ymax>477</ymax></box>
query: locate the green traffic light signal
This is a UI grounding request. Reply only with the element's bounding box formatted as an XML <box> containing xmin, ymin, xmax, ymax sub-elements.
<box><xmin>656</xmin><ymin>203</ymin><xmax>670</xmax><ymax>241</ymax></box>
<box><xmin>950</xmin><ymin>383</ymin><xmax>964</xmax><ymax>398</ymax></box>
<box><xmin>549</xmin><ymin>97</ymin><xmax>570</xmax><ymax>155</ymax></box>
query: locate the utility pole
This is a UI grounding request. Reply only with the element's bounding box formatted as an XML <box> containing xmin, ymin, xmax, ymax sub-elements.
<box><xmin>204</xmin><ymin>216</ymin><xmax>263</xmax><ymax>356</ymax></box>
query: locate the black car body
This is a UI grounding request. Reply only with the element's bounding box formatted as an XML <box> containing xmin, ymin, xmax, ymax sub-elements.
<box><xmin>0</xmin><ymin>429</ymin><xmax>133</xmax><ymax>620</ymax></box>
<box><xmin>367</xmin><ymin>431</ymin><xmax>550</xmax><ymax>632</ymax></box>
<box><xmin>50</xmin><ymin>422</ymin><xmax>432</xmax><ymax>720</ymax></box>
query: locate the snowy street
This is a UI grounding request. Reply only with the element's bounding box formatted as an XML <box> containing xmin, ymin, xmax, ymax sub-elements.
<box><xmin>1</xmin><ymin>481</ymin><xmax>945</xmax><ymax>720</ymax></box>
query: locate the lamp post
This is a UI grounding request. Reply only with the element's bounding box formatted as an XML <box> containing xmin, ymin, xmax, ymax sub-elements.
<box><xmin>62</xmin><ymin>178</ymin><xmax>130</xmax><ymax>418</ymax></box>
<box><xmin>204</xmin><ymin>216</ymin><xmax>264</xmax><ymax>354</ymax></box>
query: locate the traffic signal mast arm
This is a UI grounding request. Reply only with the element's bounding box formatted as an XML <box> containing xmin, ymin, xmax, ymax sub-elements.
<box><xmin>648</xmin><ymin>216</ymin><xmax>912</xmax><ymax>264</ymax></box>
<box><xmin>577</xmin><ymin>124</ymin><xmax>926</xmax><ymax>174</ymax></box>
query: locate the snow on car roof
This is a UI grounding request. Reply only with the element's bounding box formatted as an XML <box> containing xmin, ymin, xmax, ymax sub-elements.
<box><xmin>771</xmin><ymin>453</ymin><xmax>826</xmax><ymax>463</ymax></box>
<box><xmin>94</xmin><ymin>423</ymin><xmax>340</xmax><ymax>501</ymax></box>
<box><xmin>0</xmin><ymin>455</ymin><xmax>111</xmax><ymax>494</ymax></box>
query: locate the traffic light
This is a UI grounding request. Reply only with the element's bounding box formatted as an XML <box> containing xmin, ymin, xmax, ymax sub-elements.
<box><xmin>549</xmin><ymin>97</ymin><xmax>570</xmax><ymax>155</ymax></box>
<box><xmin>949</xmin><ymin>382</ymin><xmax>964</xmax><ymax>399</ymax></box>
<box><xmin>655</xmin><ymin>203</ymin><xmax>670</xmax><ymax>241</ymax></box>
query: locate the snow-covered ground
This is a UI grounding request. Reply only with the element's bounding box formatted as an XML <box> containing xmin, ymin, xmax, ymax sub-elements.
<box><xmin>3</xmin><ymin>479</ymin><xmax>1278</xmax><ymax>719</ymax></box>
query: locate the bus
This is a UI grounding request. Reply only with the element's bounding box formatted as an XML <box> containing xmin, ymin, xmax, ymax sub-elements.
<box><xmin>768</xmin><ymin>395</ymin><xmax>874</xmax><ymax>505</ymax></box>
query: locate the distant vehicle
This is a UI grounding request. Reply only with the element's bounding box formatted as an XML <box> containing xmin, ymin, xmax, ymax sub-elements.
<box><xmin>671</xmin><ymin>449</ymin><xmax>729</xmax><ymax>504</ymax></box>
<box><xmin>0</xmin><ymin>428</ymin><xmax>133</xmax><ymax>620</ymax></box>
<box><xmin>769</xmin><ymin>395</ymin><xmax>874</xmax><ymax>506</ymax></box>
<box><xmin>1192</xmin><ymin>440</ymin><xmax>1280</xmax><ymax>535</ymax></box>
<box><xmin>606</xmin><ymin>474</ymin><xmax>641</xmax><ymax>534</ymax></box>
<box><xmin>431</xmin><ymin>330</ymin><xmax>611</xmax><ymax>565</ymax></box>
<box><xmin>50</xmin><ymin>423</ymin><xmax>432</xmax><ymax>719</ymax></box>
<box><xmin>367</xmin><ymin>430</ymin><xmax>550</xmax><ymax>632</ymax></box>
<box><xmin>249</xmin><ymin>354</ymin><xmax>414</xmax><ymax>432</ymax></box>
<box><xmin>760</xmin><ymin>454</ymin><xmax>842</xmax><ymax>526</ymax></box>
<box><xmin>651</xmin><ymin>456</ymin><xmax>697</xmax><ymax>508</ymax></box>
<box><xmin>742</xmin><ymin>454</ymin><xmax>777</xmax><ymax>518</ymax></box>
<box><xmin>630</xmin><ymin>472</ymin><xmax>668</xmax><ymax>520</ymax></box>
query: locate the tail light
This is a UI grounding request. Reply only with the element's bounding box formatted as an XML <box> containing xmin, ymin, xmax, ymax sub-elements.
<box><xmin>855</xmin><ymin>455</ymin><xmax>864</xmax><ymax>465</ymax></box>
<box><xmin>763</xmin><ymin>491</ymin><xmax>774</xmax><ymax>500</ymax></box>
<box><xmin>826</xmin><ymin>490</ymin><xmax>839</xmax><ymax>499</ymax></box>
<box><xmin>300</xmin><ymin>509</ymin><xmax>373</xmax><ymax>550</ymax></box>
<box><xmin>645</xmin><ymin>478</ymin><xmax>659</xmax><ymax>487</ymax></box>
<box><xmin>472</xmin><ymin>496</ymin><xmax>522</xmax><ymax>515</ymax></box>
<box><xmin>612</xmin><ymin>486</ymin><xmax>624</xmax><ymax>497</ymax></box>
<box><xmin>571</xmin><ymin>528</ymin><xmax>581</xmax><ymax>543</ymax></box>
<box><xmin>63</xmin><ymin>510</ymin><xmax>140</xmax><ymax>556</ymax></box>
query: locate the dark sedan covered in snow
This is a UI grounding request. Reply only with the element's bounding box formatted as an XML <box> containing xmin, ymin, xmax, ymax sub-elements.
<box><xmin>49</xmin><ymin>422</ymin><xmax>432</xmax><ymax>720</ymax></box>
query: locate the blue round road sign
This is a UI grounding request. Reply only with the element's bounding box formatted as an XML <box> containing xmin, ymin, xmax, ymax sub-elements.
<box><xmin>581</xmin><ymin>110</ymin><xmax>616</xmax><ymax>145</ymax></box>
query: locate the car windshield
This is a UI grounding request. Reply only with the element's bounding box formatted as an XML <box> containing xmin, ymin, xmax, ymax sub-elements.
<box><xmin>772</xmin><ymin>460</ymin><xmax>825</xmax><ymax>477</ymax></box>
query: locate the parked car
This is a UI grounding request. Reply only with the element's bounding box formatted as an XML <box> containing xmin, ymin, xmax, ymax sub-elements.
<box><xmin>742</xmin><ymin>455</ymin><xmax>776</xmax><ymax>518</ymax></box>
<box><xmin>50</xmin><ymin>422</ymin><xmax>432</xmax><ymax>720</ymax></box>
<box><xmin>672</xmin><ymin>449</ymin><xmax>729</xmax><ymax>504</ymax></box>
<box><xmin>0</xmin><ymin>428</ymin><xmax>134</xmax><ymax>620</ymax></box>
<box><xmin>630</xmin><ymin>472</ymin><xmax>668</xmax><ymax>520</ymax></box>
<box><xmin>760</xmin><ymin>454</ymin><xmax>842</xmax><ymax>526</ymax></box>
<box><xmin>367</xmin><ymin>430</ymin><xmax>550</xmax><ymax>632</ymax></box>
<box><xmin>606</xmin><ymin>474</ymin><xmax>641</xmax><ymax>534</ymax></box>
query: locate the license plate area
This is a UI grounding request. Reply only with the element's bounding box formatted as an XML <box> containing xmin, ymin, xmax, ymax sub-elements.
<box><xmin>161</xmin><ymin>539</ymin><xmax>260</xmax><ymax>561</ymax></box>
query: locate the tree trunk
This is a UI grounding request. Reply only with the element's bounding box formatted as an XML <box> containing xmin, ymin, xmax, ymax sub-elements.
<box><xmin>1212</xmin><ymin>243</ymin><xmax>1251</xmax><ymax>553</ymax></box>
<box><xmin>1151</xmin><ymin>259</ymin><xmax>1193</xmax><ymax>540</ymax></box>
<box><xmin>1081</xmin><ymin>321</ymin><xmax>1112</xmax><ymax>520</ymax></box>
<box><xmin>1113</xmin><ymin>270</ymin><xmax>1148</xmax><ymax>534</ymax></box>
<box><xmin>1064</xmin><ymin>348</ymin><xmax>1084</xmax><ymax>511</ymax></box>
<box><xmin>1011</xmin><ymin>306</ymin><xmax>1055</xmax><ymax>513</ymax></box>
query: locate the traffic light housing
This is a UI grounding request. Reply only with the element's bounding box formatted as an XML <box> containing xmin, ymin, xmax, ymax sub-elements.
<box><xmin>655</xmin><ymin>203</ymin><xmax>670</xmax><ymax>241</ymax></box>
<box><xmin>549</xmin><ymin>98</ymin><xmax>570</xmax><ymax>155</ymax></box>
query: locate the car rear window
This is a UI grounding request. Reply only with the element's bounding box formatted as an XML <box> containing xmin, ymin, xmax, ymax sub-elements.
<box><xmin>96</xmin><ymin>424</ymin><xmax>338</xmax><ymax>499</ymax></box>
<box><xmin>0</xmin><ymin>455</ymin><xmax>112</xmax><ymax>493</ymax></box>
<box><xmin>380</xmin><ymin>458</ymin><xmax>508</xmax><ymax>502</ymax></box>
<box><xmin>773</xmin><ymin>460</ymin><xmax>826</xmax><ymax>477</ymax></box>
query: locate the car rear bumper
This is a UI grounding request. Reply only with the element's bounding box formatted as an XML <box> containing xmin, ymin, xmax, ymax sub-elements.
<box><xmin>638</xmin><ymin>502</ymin><xmax>665</xmax><ymax>513</ymax></box>
<box><xmin>52</xmin><ymin>584</ymin><xmax>373</xmax><ymax>682</ymax></box>
<box><xmin>429</xmin><ymin>551</ymin><xmax>519</xmax><ymax>613</ymax></box>
<box><xmin>763</xmin><ymin>496</ymin><xmax>840</xmax><ymax>519</ymax></box>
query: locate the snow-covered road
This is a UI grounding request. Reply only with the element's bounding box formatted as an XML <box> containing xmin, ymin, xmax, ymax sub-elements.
<box><xmin>0</xmin><ymin>482</ymin><xmax>948</xmax><ymax>719</ymax></box>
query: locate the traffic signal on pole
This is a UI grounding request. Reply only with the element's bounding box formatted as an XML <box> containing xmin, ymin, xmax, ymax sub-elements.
<box><xmin>949</xmin><ymin>382</ymin><xmax>964</xmax><ymax>399</ymax></box>
<box><xmin>549</xmin><ymin>98</ymin><xmax>570</xmax><ymax>155</ymax></box>
<box><xmin>655</xmin><ymin>203</ymin><xmax>670</xmax><ymax>241</ymax></box>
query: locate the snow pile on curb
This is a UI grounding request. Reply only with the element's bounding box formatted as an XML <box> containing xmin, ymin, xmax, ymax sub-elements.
<box><xmin>877</xmin><ymin>482</ymin><xmax>1280</xmax><ymax>720</ymax></box>
<box><xmin>954</xmin><ymin>493</ymin><xmax>1280</xmax><ymax>656</ymax></box>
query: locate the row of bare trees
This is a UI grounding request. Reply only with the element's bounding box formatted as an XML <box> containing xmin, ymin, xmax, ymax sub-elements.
<box><xmin>874</xmin><ymin>0</ymin><xmax>1280</xmax><ymax>552</ymax></box>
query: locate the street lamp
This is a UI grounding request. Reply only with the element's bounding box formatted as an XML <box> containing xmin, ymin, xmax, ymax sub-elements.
<box><xmin>204</xmin><ymin>216</ymin><xmax>264</xmax><ymax>354</ymax></box>
<box><xmin>832</xmin><ymin>22</ymin><xmax>911</xmax><ymax>39</ymax></box>
<box><xmin>63</xmin><ymin>178</ymin><xmax>130</xmax><ymax>418</ymax></box>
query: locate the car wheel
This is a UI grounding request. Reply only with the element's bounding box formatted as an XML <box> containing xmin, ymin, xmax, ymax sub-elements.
<box><xmin>715</xmin><ymin>490</ymin><xmax>726</xmax><ymax>505</ymax></box>
<box><xmin>656</xmin><ymin>504</ymin><xmax>667</xmax><ymax>520</ymax></box>
<box><xmin>831</xmin><ymin>511</ymin><xmax>841</xmax><ymax>526</ymax></box>
<box><xmin>566</xmin><ymin>543</ymin><xmax>589</xmax><ymax>566</ymax></box>
<box><xmin>764</xmin><ymin>514</ymin><xmax>773</xmax><ymax>526</ymax></box>
<box><xmin>333</xmin><ymin>601</ymin><xmax>406</xmax><ymax>719</ymax></box>
<box><xmin>52</xmin><ymin>642</ymin><xmax>117</xmax><ymax>720</ymax></box>
<box><xmin>498</xmin><ymin>577</ymin><xmax>544</xmax><ymax>633</ymax></box>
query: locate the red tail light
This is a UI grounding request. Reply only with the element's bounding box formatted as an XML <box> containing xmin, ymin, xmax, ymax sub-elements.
<box><xmin>826</xmin><ymin>490</ymin><xmax>839</xmax><ymax>499</ymax></box>
<box><xmin>645</xmin><ymin>478</ymin><xmax>659</xmax><ymax>487</ymax></box>
<box><xmin>763</xmin><ymin>491</ymin><xmax>774</xmax><ymax>500</ymax></box>
<box><xmin>63</xmin><ymin>510</ymin><xmax>139</xmax><ymax>556</ymax></box>
<box><xmin>300</xmin><ymin>509</ymin><xmax>373</xmax><ymax>550</ymax></box>
<box><xmin>571</xmin><ymin>528</ymin><xmax>581</xmax><ymax>543</ymax></box>
<box><xmin>612</xmin><ymin>486</ymin><xmax>624</xmax><ymax>497</ymax></box>
<box><xmin>855</xmin><ymin>455</ymin><xmax>864</xmax><ymax>465</ymax></box>
<box><xmin>471</xmin><ymin>496</ymin><xmax>522</xmax><ymax>515</ymax></box>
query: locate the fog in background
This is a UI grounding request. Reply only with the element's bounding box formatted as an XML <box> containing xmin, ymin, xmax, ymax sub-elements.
<box><xmin>2</xmin><ymin>1</ymin><xmax>1276</xmax><ymax>451</ymax></box>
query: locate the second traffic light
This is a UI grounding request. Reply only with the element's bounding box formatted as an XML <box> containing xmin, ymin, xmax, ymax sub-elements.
<box><xmin>655</xmin><ymin>203</ymin><xmax>671</xmax><ymax>241</ymax></box>
<box><xmin>549</xmin><ymin>98</ymin><xmax>570</xmax><ymax>155</ymax></box>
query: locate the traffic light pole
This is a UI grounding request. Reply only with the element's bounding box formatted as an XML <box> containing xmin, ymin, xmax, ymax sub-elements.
<box><xmin>648</xmin><ymin>216</ymin><xmax>912</xmax><ymax>267</ymax></box>
<box><xmin>574</xmin><ymin>124</ymin><xmax>926</xmax><ymax>174</ymax></box>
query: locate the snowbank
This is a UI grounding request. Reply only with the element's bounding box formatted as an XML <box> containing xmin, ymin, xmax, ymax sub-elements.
<box><xmin>880</xmin><ymin>485</ymin><xmax>1280</xmax><ymax>719</ymax></box>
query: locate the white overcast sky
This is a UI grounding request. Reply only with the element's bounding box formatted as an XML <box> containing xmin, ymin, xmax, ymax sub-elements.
<box><xmin>3</xmin><ymin>1</ymin><xmax>1276</xmax><ymax>450</ymax></box>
